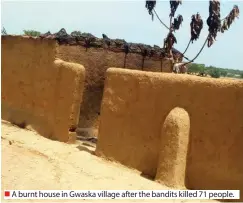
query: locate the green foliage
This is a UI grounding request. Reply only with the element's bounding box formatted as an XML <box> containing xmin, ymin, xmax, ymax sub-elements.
<box><xmin>208</xmin><ymin>68</ymin><xmax>221</xmax><ymax>78</ymax></box>
<box><xmin>220</xmin><ymin>70</ymin><xmax>227</xmax><ymax>77</ymax></box>
<box><xmin>187</xmin><ymin>63</ymin><xmax>205</xmax><ymax>74</ymax></box>
<box><xmin>23</xmin><ymin>30</ymin><xmax>41</xmax><ymax>37</ymax></box>
<box><xmin>187</xmin><ymin>63</ymin><xmax>243</xmax><ymax>79</ymax></box>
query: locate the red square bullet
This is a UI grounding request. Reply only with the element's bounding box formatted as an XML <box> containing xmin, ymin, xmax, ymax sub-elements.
<box><xmin>5</xmin><ymin>191</ymin><xmax>10</xmax><ymax>197</ymax></box>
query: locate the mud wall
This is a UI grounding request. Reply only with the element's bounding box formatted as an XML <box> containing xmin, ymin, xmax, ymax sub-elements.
<box><xmin>57</xmin><ymin>45</ymin><xmax>173</xmax><ymax>136</ymax></box>
<box><xmin>96</xmin><ymin>68</ymin><xmax>243</xmax><ymax>192</ymax></box>
<box><xmin>1</xmin><ymin>36</ymin><xmax>85</xmax><ymax>142</ymax></box>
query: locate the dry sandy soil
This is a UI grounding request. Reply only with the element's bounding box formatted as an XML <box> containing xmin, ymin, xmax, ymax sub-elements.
<box><xmin>1</xmin><ymin>120</ymin><xmax>218</xmax><ymax>203</ymax></box>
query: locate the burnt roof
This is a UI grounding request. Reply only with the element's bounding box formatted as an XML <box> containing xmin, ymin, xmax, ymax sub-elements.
<box><xmin>37</xmin><ymin>28</ymin><xmax>182</xmax><ymax>59</ymax></box>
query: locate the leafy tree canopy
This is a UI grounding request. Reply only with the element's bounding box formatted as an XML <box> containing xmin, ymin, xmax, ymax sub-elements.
<box><xmin>23</xmin><ymin>30</ymin><xmax>41</xmax><ymax>37</ymax></box>
<box><xmin>187</xmin><ymin>63</ymin><xmax>243</xmax><ymax>79</ymax></box>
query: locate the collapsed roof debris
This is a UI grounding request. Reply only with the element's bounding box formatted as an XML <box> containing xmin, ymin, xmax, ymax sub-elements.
<box><xmin>39</xmin><ymin>28</ymin><xmax>183</xmax><ymax>61</ymax></box>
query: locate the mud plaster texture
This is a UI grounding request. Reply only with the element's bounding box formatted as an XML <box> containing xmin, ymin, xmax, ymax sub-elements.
<box><xmin>96</xmin><ymin>68</ymin><xmax>243</xmax><ymax>199</ymax></box>
<box><xmin>2</xmin><ymin>121</ymin><xmax>218</xmax><ymax>203</ymax></box>
<box><xmin>57</xmin><ymin>45</ymin><xmax>173</xmax><ymax>136</ymax></box>
<box><xmin>155</xmin><ymin>107</ymin><xmax>190</xmax><ymax>189</ymax></box>
<box><xmin>1</xmin><ymin>36</ymin><xmax>85</xmax><ymax>142</ymax></box>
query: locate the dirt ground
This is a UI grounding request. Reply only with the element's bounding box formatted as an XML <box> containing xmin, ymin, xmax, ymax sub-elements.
<box><xmin>1</xmin><ymin>120</ymin><xmax>218</xmax><ymax>203</ymax></box>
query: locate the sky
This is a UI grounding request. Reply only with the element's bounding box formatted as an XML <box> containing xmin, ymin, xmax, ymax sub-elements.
<box><xmin>1</xmin><ymin>0</ymin><xmax>242</xmax><ymax>70</ymax></box>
